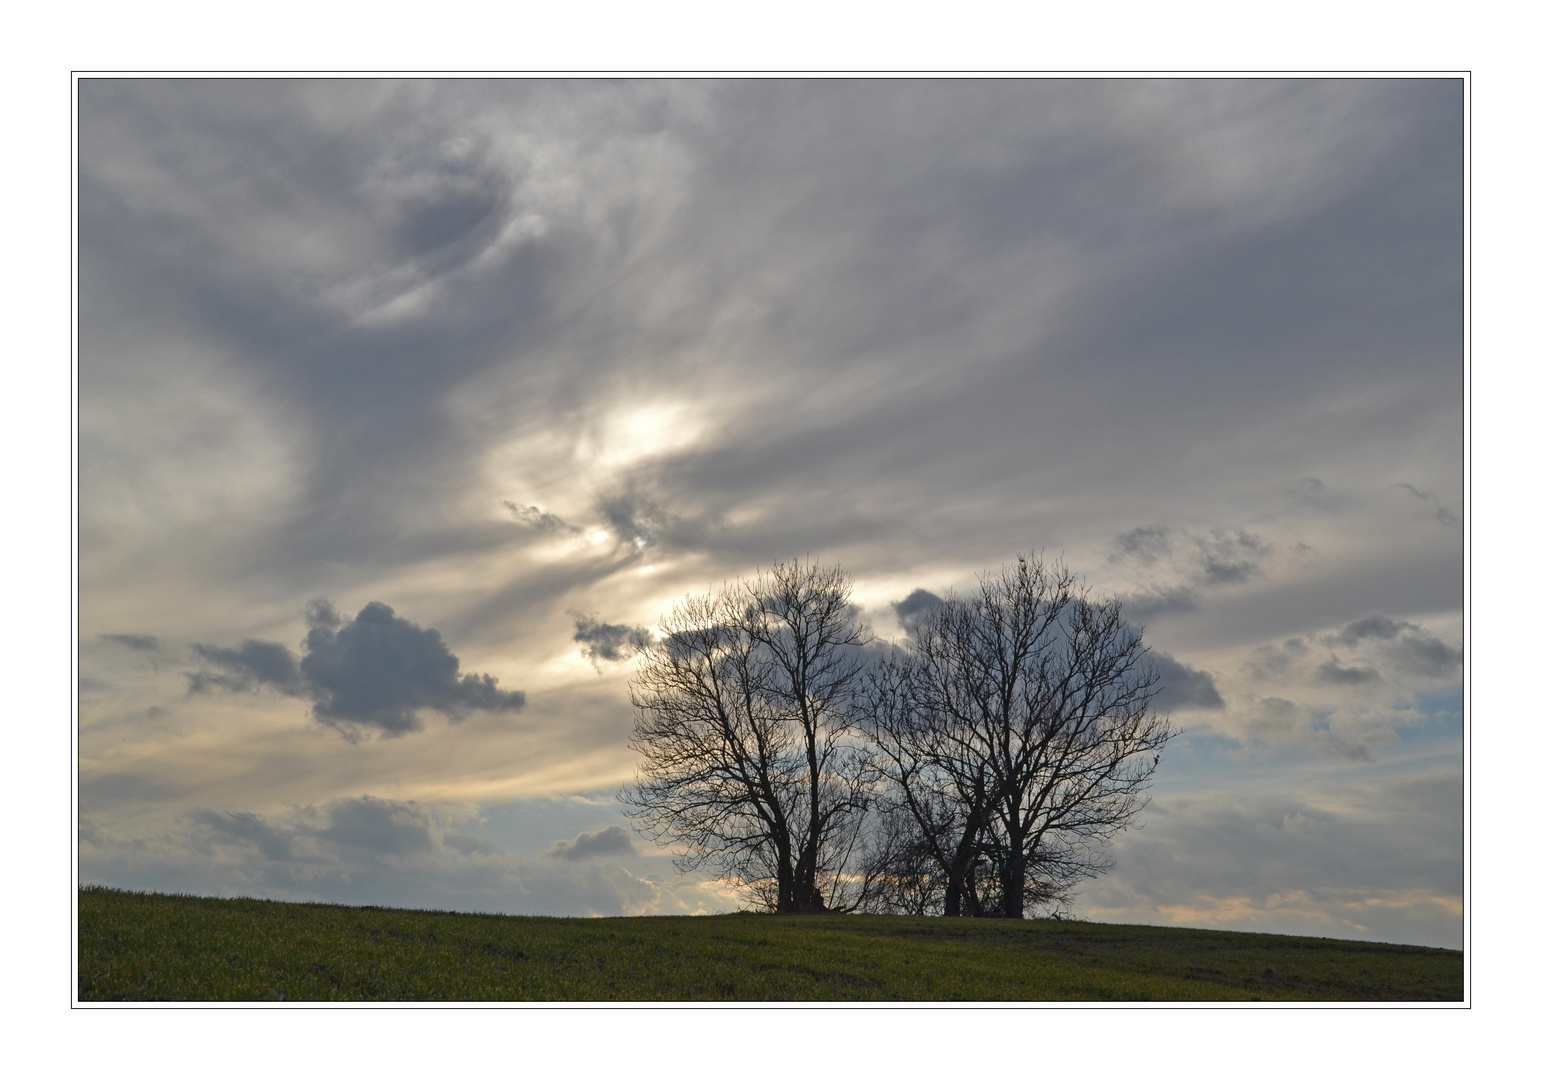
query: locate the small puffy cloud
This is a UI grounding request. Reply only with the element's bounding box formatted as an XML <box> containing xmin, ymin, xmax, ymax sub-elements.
<box><xmin>1149</xmin><ymin>651</ymin><xmax>1224</xmax><ymax>711</ymax></box>
<box><xmin>1315</xmin><ymin>656</ymin><xmax>1382</xmax><ymax>686</ymax></box>
<box><xmin>891</xmin><ymin>588</ymin><xmax>944</xmax><ymax>640</ymax></box>
<box><xmin>1110</xmin><ymin>524</ymin><xmax>1172</xmax><ymax>566</ymax></box>
<box><xmin>101</xmin><ymin>633</ymin><xmax>161</xmax><ymax>651</ymax></box>
<box><xmin>1393</xmin><ymin>632</ymin><xmax>1462</xmax><ymax>678</ymax></box>
<box><xmin>1330</xmin><ymin>614</ymin><xmax>1410</xmax><ymax>646</ymax></box>
<box><xmin>1108</xmin><ymin>524</ymin><xmax>1276</xmax><ymax>620</ymax></box>
<box><xmin>301</xmin><ymin>600</ymin><xmax>526</xmax><ymax>736</ymax></box>
<box><xmin>1325</xmin><ymin>614</ymin><xmax>1462</xmax><ymax>679</ymax></box>
<box><xmin>1248</xmin><ymin>637</ymin><xmax>1310</xmax><ymax>681</ymax></box>
<box><xmin>188</xmin><ymin>599</ymin><xmax>525</xmax><ymax>738</ymax></box>
<box><xmin>1194</xmin><ymin>527</ymin><xmax>1271</xmax><ymax>587</ymax></box>
<box><xmin>571</xmin><ymin>613</ymin><xmax>652</xmax><ymax>670</ymax></box>
<box><xmin>505</xmin><ymin>501</ymin><xmax>580</xmax><ymax>535</ymax></box>
<box><xmin>545</xmin><ymin>824</ymin><xmax>637</xmax><ymax>861</ymax></box>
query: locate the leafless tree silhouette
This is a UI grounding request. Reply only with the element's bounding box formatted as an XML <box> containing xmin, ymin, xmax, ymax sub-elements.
<box><xmin>622</xmin><ymin>560</ymin><xmax>877</xmax><ymax>913</ymax></box>
<box><xmin>862</xmin><ymin>555</ymin><xmax>1175</xmax><ymax>917</ymax></box>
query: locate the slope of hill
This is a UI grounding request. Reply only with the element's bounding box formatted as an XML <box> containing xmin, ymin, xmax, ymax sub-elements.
<box><xmin>77</xmin><ymin>886</ymin><xmax>1463</xmax><ymax>1002</ymax></box>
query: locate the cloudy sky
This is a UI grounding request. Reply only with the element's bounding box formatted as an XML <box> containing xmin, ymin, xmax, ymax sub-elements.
<box><xmin>76</xmin><ymin>78</ymin><xmax>1464</xmax><ymax>948</ymax></box>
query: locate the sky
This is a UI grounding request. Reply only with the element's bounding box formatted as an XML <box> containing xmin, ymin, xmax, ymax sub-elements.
<box><xmin>75</xmin><ymin>77</ymin><xmax>1465</xmax><ymax>949</ymax></box>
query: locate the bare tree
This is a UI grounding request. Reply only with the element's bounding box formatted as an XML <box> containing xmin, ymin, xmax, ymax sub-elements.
<box><xmin>861</xmin><ymin>648</ymin><xmax>1000</xmax><ymax>916</ymax></box>
<box><xmin>863</xmin><ymin>555</ymin><xmax>1175</xmax><ymax>918</ymax></box>
<box><xmin>621</xmin><ymin>560</ymin><xmax>875</xmax><ymax>913</ymax></box>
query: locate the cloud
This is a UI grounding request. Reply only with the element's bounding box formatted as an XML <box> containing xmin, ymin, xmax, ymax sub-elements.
<box><xmin>1325</xmin><ymin>614</ymin><xmax>1462</xmax><ymax>679</ymax></box>
<box><xmin>75</xmin><ymin>81</ymin><xmax>1464</xmax><ymax>931</ymax></box>
<box><xmin>188</xmin><ymin>599</ymin><xmax>525</xmax><ymax>737</ymax></box>
<box><xmin>1314</xmin><ymin>656</ymin><xmax>1382</xmax><ymax>686</ymax></box>
<box><xmin>571</xmin><ymin>613</ymin><xmax>652</xmax><ymax>670</ymax></box>
<box><xmin>545</xmin><ymin>824</ymin><xmax>637</xmax><ymax>861</ymax></box>
<box><xmin>505</xmin><ymin>501</ymin><xmax>580</xmax><ymax>535</ymax></box>
<box><xmin>100</xmin><ymin>633</ymin><xmax>160</xmax><ymax>651</ymax></box>
<box><xmin>1193</xmin><ymin>527</ymin><xmax>1272</xmax><ymax>586</ymax></box>
<box><xmin>83</xmin><ymin>795</ymin><xmax>732</xmax><ymax>917</ymax></box>
<box><xmin>1123</xmin><ymin>586</ymin><xmax>1200</xmax><ymax>622</ymax></box>
<box><xmin>301</xmin><ymin>600</ymin><xmax>526</xmax><ymax>736</ymax></box>
<box><xmin>1107</xmin><ymin>525</ymin><xmax>1275</xmax><ymax>620</ymax></box>
<box><xmin>1110</xmin><ymin>525</ymin><xmax>1172</xmax><ymax>566</ymax></box>
<box><xmin>188</xmin><ymin>639</ymin><xmax>303</xmax><ymax>694</ymax></box>
<box><xmin>1149</xmin><ymin>651</ymin><xmax>1224</xmax><ymax>711</ymax></box>
<box><xmin>1331</xmin><ymin>614</ymin><xmax>1410</xmax><ymax>645</ymax></box>
<box><xmin>190</xmin><ymin>796</ymin><xmax>496</xmax><ymax>865</ymax></box>
<box><xmin>1247</xmin><ymin>638</ymin><xmax>1310</xmax><ymax>681</ymax></box>
<box><xmin>318</xmin><ymin>795</ymin><xmax>442</xmax><ymax>857</ymax></box>
<box><xmin>891</xmin><ymin>588</ymin><xmax>944</xmax><ymax>640</ymax></box>
<box><xmin>1078</xmin><ymin>772</ymin><xmax>1463</xmax><ymax>949</ymax></box>
<box><xmin>1257</xmin><ymin>696</ymin><xmax>1385</xmax><ymax>761</ymax></box>
<box><xmin>596</xmin><ymin>491</ymin><xmax>672</xmax><ymax>551</ymax></box>
<box><xmin>1392</xmin><ymin>632</ymin><xmax>1463</xmax><ymax>678</ymax></box>
<box><xmin>187</xmin><ymin>807</ymin><xmax>307</xmax><ymax>862</ymax></box>
<box><xmin>1395</xmin><ymin>482</ymin><xmax>1459</xmax><ymax>528</ymax></box>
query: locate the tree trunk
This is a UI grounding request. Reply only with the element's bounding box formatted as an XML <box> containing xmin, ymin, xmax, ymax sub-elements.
<box><xmin>1003</xmin><ymin>839</ymin><xmax>1026</xmax><ymax>919</ymax></box>
<box><xmin>776</xmin><ymin>845</ymin><xmax>796</xmax><ymax>913</ymax></box>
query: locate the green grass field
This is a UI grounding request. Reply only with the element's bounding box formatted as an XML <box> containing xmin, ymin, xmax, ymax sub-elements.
<box><xmin>77</xmin><ymin>886</ymin><xmax>1462</xmax><ymax>1002</ymax></box>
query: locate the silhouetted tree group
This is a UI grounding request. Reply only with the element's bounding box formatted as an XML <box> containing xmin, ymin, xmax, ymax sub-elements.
<box><xmin>621</xmin><ymin>555</ymin><xmax>1175</xmax><ymax>917</ymax></box>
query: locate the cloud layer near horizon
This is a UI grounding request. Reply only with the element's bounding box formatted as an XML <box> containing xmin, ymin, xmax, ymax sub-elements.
<box><xmin>78</xmin><ymin>79</ymin><xmax>1463</xmax><ymax>946</ymax></box>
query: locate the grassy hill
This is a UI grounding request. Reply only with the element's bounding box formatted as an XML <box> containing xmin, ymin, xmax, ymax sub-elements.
<box><xmin>77</xmin><ymin>886</ymin><xmax>1463</xmax><ymax>1002</ymax></box>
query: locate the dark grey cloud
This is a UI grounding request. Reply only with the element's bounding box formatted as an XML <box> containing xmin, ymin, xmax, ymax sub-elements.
<box><xmin>1315</xmin><ymin>657</ymin><xmax>1382</xmax><ymax>686</ymax></box>
<box><xmin>319</xmin><ymin>795</ymin><xmax>439</xmax><ymax>857</ymax></box>
<box><xmin>301</xmin><ymin>600</ymin><xmax>525</xmax><ymax>736</ymax></box>
<box><xmin>1194</xmin><ymin>528</ymin><xmax>1271</xmax><ymax>587</ymax></box>
<box><xmin>100</xmin><ymin>632</ymin><xmax>160</xmax><ymax>651</ymax></box>
<box><xmin>1332</xmin><ymin>614</ymin><xmax>1411</xmax><ymax>645</ymax></box>
<box><xmin>187</xmin><ymin>807</ymin><xmax>305</xmax><ymax>862</ymax></box>
<box><xmin>1109</xmin><ymin>525</ymin><xmax>1274</xmax><ymax>622</ymax></box>
<box><xmin>188</xmin><ymin>599</ymin><xmax>524</xmax><ymax>736</ymax></box>
<box><xmin>1325</xmin><ymin>614</ymin><xmax>1462</xmax><ymax>679</ymax></box>
<box><xmin>189</xmin><ymin>796</ymin><xmax>500</xmax><ymax>865</ymax></box>
<box><xmin>891</xmin><ymin>588</ymin><xmax>944</xmax><ymax>640</ymax></box>
<box><xmin>1149</xmin><ymin>651</ymin><xmax>1224</xmax><ymax>711</ymax></box>
<box><xmin>188</xmin><ymin>639</ymin><xmax>303</xmax><ymax>694</ymax></box>
<box><xmin>545</xmin><ymin>824</ymin><xmax>637</xmax><ymax>861</ymax></box>
<box><xmin>596</xmin><ymin>491</ymin><xmax>672</xmax><ymax>551</ymax></box>
<box><xmin>571</xmin><ymin>613</ymin><xmax>651</xmax><ymax>670</ymax></box>
<box><xmin>505</xmin><ymin>501</ymin><xmax>580</xmax><ymax>535</ymax></box>
<box><xmin>1396</xmin><ymin>482</ymin><xmax>1459</xmax><ymax>528</ymax></box>
<box><xmin>1110</xmin><ymin>525</ymin><xmax>1172</xmax><ymax>566</ymax></box>
<box><xmin>1391</xmin><ymin>631</ymin><xmax>1462</xmax><ymax>678</ymax></box>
